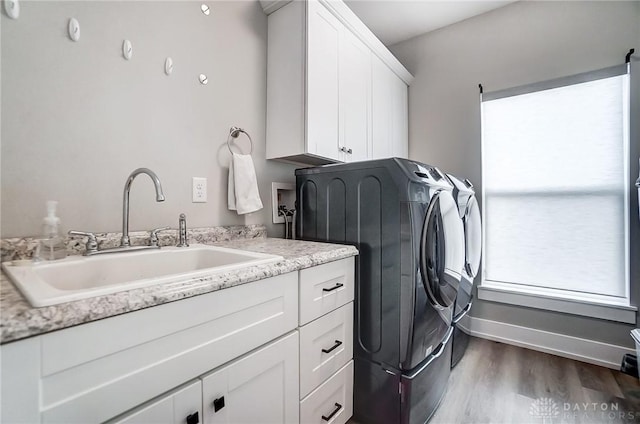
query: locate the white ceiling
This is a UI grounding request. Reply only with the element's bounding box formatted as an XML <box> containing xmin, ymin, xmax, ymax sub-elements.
<box><xmin>344</xmin><ymin>0</ymin><xmax>517</xmax><ymax>46</ymax></box>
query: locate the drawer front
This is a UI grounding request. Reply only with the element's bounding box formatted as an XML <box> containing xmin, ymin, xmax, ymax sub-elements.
<box><xmin>299</xmin><ymin>257</ymin><xmax>354</xmax><ymax>325</ymax></box>
<box><xmin>39</xmin><ymin>273</ymin><xmax>298</xmax><ymax>424</ymax></box>
<box><xmin>300</xmin><ymin>361</ymin><xmax>353</xmax><ymax>424</ymax></box>
<box><xmin>300</xmin><ymin>302</ymin><xmax>353</xmax><ymax>398</ymax></box>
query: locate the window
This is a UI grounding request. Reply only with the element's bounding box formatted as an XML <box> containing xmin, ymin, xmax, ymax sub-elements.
<box><xmin>479</xmin><ymin>65</ymin><xmax>633</xmax><ymax>322</ymax></box>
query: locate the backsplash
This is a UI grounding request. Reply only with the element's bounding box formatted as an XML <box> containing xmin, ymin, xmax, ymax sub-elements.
<box><xmin>0</xmin><ymin>224</ymin><xmax>266</xmax><ymax>262</ymax></box>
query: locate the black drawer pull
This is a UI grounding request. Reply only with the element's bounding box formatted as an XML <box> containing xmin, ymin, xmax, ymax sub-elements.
<box><xmin>186</xmin><ymin>411</ymin><xmax>199</xmax><ymax>424</ymax></box>
<box><xmin>213</xmin><ymin>396</ymin><xmax>225</xmax><ymax>412</ymax></box>
<box><xmin>322</xmin><ymin>340</ymin><xmax>343</xmax><ymax>354</ymax></box>
<box><xmin>322</xmin><ymin>403</ymin><xmax>342</xmax><ymax>421</ymax></box>
<box><xmin>322</xmin><ymin>283</ymin><xmax>343</xmax><ymax>292</ymax></box>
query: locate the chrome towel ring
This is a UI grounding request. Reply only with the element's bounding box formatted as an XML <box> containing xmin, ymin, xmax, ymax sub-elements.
<box><xmin>227</xmin><ymin>126</ymin><xmax>253</xmax><ymax>155</ymax></box>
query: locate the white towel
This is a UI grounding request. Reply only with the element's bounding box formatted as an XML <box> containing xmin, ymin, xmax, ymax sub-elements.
<box><xmin>228</xmin><ymin>153</ymin><xmax>263</xmax><ymax>215</ymax></box>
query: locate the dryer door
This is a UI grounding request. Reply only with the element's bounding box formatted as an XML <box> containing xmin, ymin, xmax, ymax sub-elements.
<box><xmin>420</xmin><ymin>190</ymin><xmax>465</xmax><ymax>309</ymax></box>
<box><xmin>463</xmin><ymin>195</ymin><xmax>482</xmax><ymax>278</ymax></box>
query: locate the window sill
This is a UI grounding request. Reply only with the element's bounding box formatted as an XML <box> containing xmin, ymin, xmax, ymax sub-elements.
<box><xmin>477</xmin><ymin>281</ymin><xmax>637</xmax><ymax>324</ymax></box>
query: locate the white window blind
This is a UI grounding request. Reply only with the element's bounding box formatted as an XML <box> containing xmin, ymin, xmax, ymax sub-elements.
<box><xmin>481</xmin><ymin>66</ymin><xmax>630</xmax><ymax>303</ymax></box>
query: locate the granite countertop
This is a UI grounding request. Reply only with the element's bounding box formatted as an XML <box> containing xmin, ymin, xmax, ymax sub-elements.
<box><xmin>0</xmin><ymin>238</ymin><xmax>358</xmax><ymax>344</ymax></box>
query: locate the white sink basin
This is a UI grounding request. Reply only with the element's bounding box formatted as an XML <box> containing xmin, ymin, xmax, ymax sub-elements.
<box><xmin>2</xmin><ymin>244</ymin><xmax>283</xmax><ymax>307</ymax></box>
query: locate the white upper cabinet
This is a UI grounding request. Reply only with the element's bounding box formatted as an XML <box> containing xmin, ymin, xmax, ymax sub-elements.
<box><xmin>265</xmin><ymin>0</ymin><xmax>412</xmax><ymax>166</ymax></box>
<box><xmin>339</xmin><ymin>28</ymin><xmax>371</xmax><ymax>162</ymax></box>
<box><xmin>307</xmin><ymin>1</ymin><xmax>341</xmax><ymax>161</ymax></box>
<box><xmin>371</xmin><ymin>55</ymin><xmax>394</xmax><ymax>160</ymax></box>
<box><xmin>371</xmin><ymin>54</ymin><xmax>409</xmax><ymax>160</ymax></box>
<box><xmin>392</xmin><ymin>73</ymin><xmax>409</xmax><ymax>158</ymax></box>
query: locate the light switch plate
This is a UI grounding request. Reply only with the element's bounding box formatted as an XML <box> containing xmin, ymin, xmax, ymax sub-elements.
<box><xmin>192</xmin><ymin>177</ymin><xmax>207</xmax><ymax>203</ymax></box>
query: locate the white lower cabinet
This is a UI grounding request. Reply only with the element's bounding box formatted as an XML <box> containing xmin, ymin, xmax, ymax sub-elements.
<box><xmin>299</xmin><ymin>257</ymin><xmax>355</xmax><ymax>326</ymax></box>
<box><xmin>299</xmin><ymin>303</ymin><xmax>353</xmax><ymax>398</ymax></box>
<box><xmin>300</xmin><ymin>361</ymin><xmax>353</xmax><ymax>424</ymax></box>
<box><xmin>202</xmin><ymin>332</ymin><xmax>300</xmax><ymax>424</ymax></box>
<box><xmin>109</xmin><ymin>381</ymin><xmax>202</xmax><ymax>424</ymax></box>
<box><xmin>297</xmin><ymin>258</ymin><xmax>354</xmax><ymax>424</ymax></box>
<box><xmin>109</xmin><ymin>332</ymin><xmax>300</xmax><ymax>424</ymax></box>
<box><xmin>1</xmin><ymin>257</ymin><xmax>357</xmax><ymax>424</ymax></box>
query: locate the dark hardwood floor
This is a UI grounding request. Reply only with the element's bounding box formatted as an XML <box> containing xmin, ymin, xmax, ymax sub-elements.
<box><xmin>350</xmin><ymin>337</ymin><xmax>640</xmax><ymax>423</ymax></box>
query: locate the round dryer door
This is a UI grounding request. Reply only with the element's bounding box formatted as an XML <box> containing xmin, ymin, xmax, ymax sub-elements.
<box><xmin>463</xmin><ymin>195</ymin><xmax>482</xmax><ymax>278</ymax></box>
<box><xmin>420</xmin><ymin>190</ymin><xmax>465</xmax><ymax>309</ymax></box>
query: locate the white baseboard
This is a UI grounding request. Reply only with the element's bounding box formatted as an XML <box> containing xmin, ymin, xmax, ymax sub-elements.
<box><xmin>456</xmin><ymin>315</ymin><xmax>635</xmax><ymax>370</ymax></box>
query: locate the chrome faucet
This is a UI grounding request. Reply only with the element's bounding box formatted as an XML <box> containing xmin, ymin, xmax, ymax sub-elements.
<box><xmin>68</xmin><ymin>168</ymin><xmax>169</xmax><ymax>256</ymax></box>
<box><xmin>121</xmin><ymin>168</ymin><xmax>165</xmax><ymax>247</ymax></box>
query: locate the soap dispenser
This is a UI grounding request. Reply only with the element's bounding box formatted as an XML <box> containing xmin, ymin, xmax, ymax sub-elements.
<box><xmin>39</xmin><ymin>200</ymin><xmax>67</xmax><ymax>260</ymax></box>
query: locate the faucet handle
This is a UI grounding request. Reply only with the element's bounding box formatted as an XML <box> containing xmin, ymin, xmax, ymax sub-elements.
<box><xmin>177</xmin><ymin>214</ymin><xmax>189</xmax><ymax>247</ymax></box>
<box><xmin>68</xmin><ymin>230</ymin><xmax>99</xmax><ymax>254</ymax></box>
<box><xmin>149</xmin><ymin>226</ymin><xmax>171</xmax><ymax>247</ymax></box>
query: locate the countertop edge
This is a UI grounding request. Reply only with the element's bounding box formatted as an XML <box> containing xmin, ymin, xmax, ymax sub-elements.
<box><xmin>0</xmin><ymin>240</ymin><xmax>358</xmax><ymax>345</ymax></box>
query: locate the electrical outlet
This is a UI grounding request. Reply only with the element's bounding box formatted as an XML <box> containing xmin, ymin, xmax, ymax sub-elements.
<box><xmin>192</xmin><ymin>177</ymin><xmax>207</xmax><ymax>203</ymax></box>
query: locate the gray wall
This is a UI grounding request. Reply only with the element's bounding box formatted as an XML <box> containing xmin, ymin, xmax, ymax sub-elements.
<box><xmin>1</xmin><ymin>1</ymin><xmax>297</xmax><ymax>239</ymax></box>
<box><xmin>391</xmin><ymin>1</ymin><xmax>640</xmax><ymax>347</ymax></box>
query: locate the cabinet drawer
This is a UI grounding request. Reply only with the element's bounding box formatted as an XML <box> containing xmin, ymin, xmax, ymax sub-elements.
<box><xmin>300</xmin><ymin>361</ymin><xmax>353</xmax><ymax>424</ymax></box>
<box><xmin>300</xmin><ymin>302</ymin><xmax>353</xmax><ymax>398</ymax></box>
<box><xmin>108</xmin><ymin>380</ymin><xmax>201</xmax><ymax>424</ymax></box>
<box><xmin>299</xmin><ymin>257</ymin><xmax>354</xmax><ymax>325</ymax></box>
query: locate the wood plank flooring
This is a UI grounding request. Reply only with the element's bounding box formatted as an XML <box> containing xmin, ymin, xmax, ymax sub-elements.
<box><xmin>350</xmin><ymin>337</ymin><xmax>640</xmax><ymax>423</ymax></box>
<box><xmin>433</xmin><ymin>337</ymin><xmax>640</xmax><ymax>423</ymax></box>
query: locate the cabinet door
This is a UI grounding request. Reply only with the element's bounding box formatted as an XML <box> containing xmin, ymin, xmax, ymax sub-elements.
<box><xmin>109</xmin><ymin>381</ymin><xmax>201</xmax><ymax>424</ymax></box>
<box><xmin>202</xmin><ymin>332</ymin><xmax>299</xmax><ymax>424</ymax></box>
<box><xmin>339</xmin><ymin>29</ymin><xmax>371</xmax><ymax>162</ymax></box>
<box><xmin>371</xmin><ymin>56</ymin><xmax>409</xmax><ymax>160</ymax></box>
<box><xmin>392</xmin><ymin>75</ymin><xmax>409</xmax><ymax>158</ymax></box>
<box><xmin>371</xmin><ymin>55</ymin><xmax>394</xmax><ymax>159</ymax></box>
<box><xmin>307</xmin><ymin>0</ymin><xmax>341</xmax><ymax>162</ymax></box>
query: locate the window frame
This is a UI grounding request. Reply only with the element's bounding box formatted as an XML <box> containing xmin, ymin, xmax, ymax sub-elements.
<box><xmin>478</xmin><ymin>64</ymin><xmax>635</xmax><ymax>323</ymax></box>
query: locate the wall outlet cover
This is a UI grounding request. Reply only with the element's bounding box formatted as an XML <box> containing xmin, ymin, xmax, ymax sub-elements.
<box><xmin>192</xmin><ymin>177</ymin><xmax>207</xmax><ymax>203</ymax></box>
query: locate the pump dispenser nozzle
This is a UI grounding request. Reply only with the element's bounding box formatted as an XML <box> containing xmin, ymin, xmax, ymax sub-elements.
<box><xmin>39</xmin><ymin>200</ymin><xmax>66</xmax><ymax>260</ymax></box>
<box><xmin>43</xmin><ymin>201</ymin><xmax>61</xmax><ymax>237</ymax></box>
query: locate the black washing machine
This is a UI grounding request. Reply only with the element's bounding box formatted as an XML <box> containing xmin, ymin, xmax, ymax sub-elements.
<box><xmin>296</xmin><ymin>158</ymin><xmax>465</xmax><ymax>424</ymax></box>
